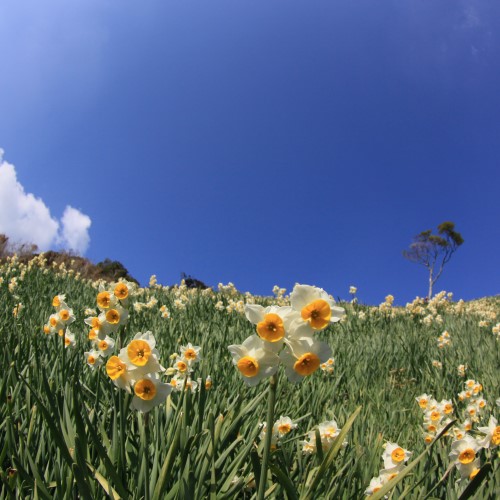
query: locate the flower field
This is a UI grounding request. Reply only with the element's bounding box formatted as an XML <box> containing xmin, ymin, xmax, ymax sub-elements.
<box><xmin>1</xmin><ymin>254</ymin><xmax>499</xmax><ymax>499</ymax></box>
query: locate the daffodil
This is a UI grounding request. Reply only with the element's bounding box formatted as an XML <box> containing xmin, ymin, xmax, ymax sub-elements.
<box><xmin>477</xmin><ymin>416</ymin><xmax>500</xmax><ymax>448</ymax></box>
<box><xmin>290</xmin><ymin>284</ymin><xmax>345</xmax><ymax>330</ymax></box>
<box><xmin>131</xmin><ymin>374</ymin><xmax>173</xmax><ymax>413</ymax></box>
<box><xmin>228</xmin><ymin>335</ymin><xmax>280</xmax><ymax>387</ymax></box>
<box><xmin>85</xmin><ymin>349</ymin><xmax>104</xmax><ymax>369</ymax></box>
<box><xmin>180</xmin><ymin>343</ymin><xmax>202</xmax><ymax>364</ymax></box>
<box><xmin>382</xmin><ymin>442</ymin><xmax>412</xmax><ymax>470</ymax></box>
<box><xmin>96</xmin><ymin>335</ymin><xmax>116</xmax><ymax>357</ymax></box>
<box><xmin>449</xmin><ymin>435</ymin><xmax>481</xmax><ymax>466</ymax></box>
<box><xmin>64</xmin><ymin>329</ymin><xmax>76</xmax><ymax>348</ymax></box>
<box><xmin>272</xmin><ymin>416</ymin><xmax>297</xmax><ymax>437</ymax></box>
<box><xmin>279</xmin><ymin>337</ymin><xmax>332</xmax><ymax>383</ymax></box>
<box><xmin>244</xmin><ymin>304</ymin><xmax>295</xmax><ymax>343</ymax></box>
<box><xmin>121</xmin><ymin>331</ymin><xmax>163</xmax><ymax>375</ymax></box>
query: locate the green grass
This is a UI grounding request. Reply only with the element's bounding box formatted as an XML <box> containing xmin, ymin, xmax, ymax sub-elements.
<box><xmin>1</xmin><ymin>257</ymin><xmax>499</xmax><ymax>499</ymax></box>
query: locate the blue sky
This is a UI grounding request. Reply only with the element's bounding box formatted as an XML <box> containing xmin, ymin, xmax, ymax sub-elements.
<box><xmin>0</xmin><ymin>0</ymin><xmax>499</xmax><ymax>304</ymax></box>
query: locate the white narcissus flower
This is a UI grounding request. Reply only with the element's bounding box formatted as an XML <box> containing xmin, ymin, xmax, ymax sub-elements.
<box><xmin>96</xmin><ymin>287</ymin><xmax>119</xmax><ymax>311</ymax></box>
<box><xmin>290</xmin><ymin>284</ymin><xmax>345</xmax><ymax>330</ymax></box>
<box><xmin>364</xmin><ymin>475</ymin><xmax>388</xmax><ymax>496</ymax></box>
<box><xmin>180</xmin><ymin>343</ymin><xmax>202</xmax><ymax>364</ymax></box>
<box><xmin>57</xmin><ymin>306</ymin><xmax>75</xmax><ymax>326</ymax></box>
<box><xmin>228</xmin><ymin>335</ymin><xmax>280</xmax><ymax>387</ymax></box>
<box><xmin>244</xmin><ymin>304</ymin><xmax>295</xmax><ymax>343</ymax></box>
<box><xmin>122</xmin><ymin>331</ymin><xmax>164</xmax><ymax>376</ymax></box>
<box><xmin>97</xmin><ymin>304</ymin><xmax>129</xmax><ymax>338</ymax></box>
<box><xmin>52</xmin><ymin>294</ymin><xmax>67</xmax><ymax>309</ymax></box>
<box><xmin>131</xmin><ymin>374</ymin><xmax>173</xmax><ymax>413</ymax></box>
<box><xmin>280</xmin><ymin>337</ymin><xmax>332</xmax><ymax>383</ymax></box>
<box><xmin>415</xmin><ymin>393</ymin><xmax>433</xmax><ymax>410</ymax></box>
<box><xmin>96</xmin><ymin>335</ymin><xmax>116</xmax><ymax>357</ymax></box>
<box><xmin>84</xmin><ymin>349</ymin><xmax>104</xmax><ymax>369</ymax></box>
<box><xmin>382</xmin><ymin>442</ymin><xmax>412</xmax><ymax>470</ymax></box>
<box><xmin>273</xmin><ymin>416</ymin><xmax>297</xmax><ymax>437</ymax></box>
<box><xmin>477</xmin><ymin>416</ymin><xmax>500</xmax><ymax>448</ymax></box>
<box><xmin>449</xmin><ymin>435</ymin><xmax>481</xmax><ymax>466</ymax></box>
<box><xmin>64</xmin><ymin>329</ymin><xmax>76</xmax><ymax>348</ymax></box>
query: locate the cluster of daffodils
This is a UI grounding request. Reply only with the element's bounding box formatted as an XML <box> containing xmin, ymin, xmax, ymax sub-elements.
<box><xmin>159</xmin><ymin>304</ymin><xmax>171</xmax><ymax>319</ymax></box>
<box><xmin>378</xmin><ymin>295</ymin><xmax>395</xmax><ymax>316</ymax></box>
<box><xmin>84</xmin><ymin>281</ymin><xmax>134</xmax><ymax>368</ymax></box>
<box><xmin>416</xmin><ymin>394</ymin><xmax>455</xmax><ymax>444</ymax></box>
<box><xmin>365</xmin><ymin>442</ymin><xmax>412</xmax><ymax>496</ymax></box>
<box><xmin>458</xmin><ymin>379</ymin><xmax>487</xmax><ymax>421</ymax></box>
<box><xmin>228</xmin><ymin>284</ymin><xmax>345</xmax><ymax>386</ymax></box>
<box><xmin>301</xmin><ymin>419</ymin><xmax>346</xmax><ymax>454</ymax></box>
<box><xmin>448</xmin><ymin>414</ymin><xmax>499</xmax><ymax>487</ymax></box>
<box><xmin>320</xmin><ymin>357</ymin><xmax>335</xmax><ymax>374</ymax></box>
<box><xmin>272</xmin><ymin>285</ymin><xmax>289</xmax><ymax>306</ymax></box>
<box><xmin>166</xmin><ymin>343</ymin><xmax>205</xmax><ymax>393</ymax></box>
<box><xmin>437</xmin><ymin>330</ymin><xmax>451</xmax><ymax>348</ymax></box>
<box><xmin>105</xmin><ymin>331</ymin><xmax>172</xmax><ymax>412</ymax></box>
<box><xmin>43</xmin><ymin>294</ymin><xmax>76</xmax><ymax>348</ymax></box>
<box><xmin>259</xmin><ymin>415</ymin><xmax>297</xmax><ymax>450</ymax></box>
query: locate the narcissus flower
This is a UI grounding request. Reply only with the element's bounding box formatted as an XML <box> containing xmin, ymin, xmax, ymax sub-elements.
<box><xmin>228</xmin><ymin>335</ymin><xmax>280</xmax><ymax>387</ymax></box>
<box><xmin>477</xmin><ymin>416</ymin><xmax>500</xmax><ymax>448</ymax></box>
<box><xmin>131</xmin><ymin>374</ymin><xmax>173</xmax><ymax>413</ymax></box>
<box><xmin>280</xmin><ymin>337</ymin><xmax>332</xmax><ymax>383</ymax></box>
<box><xmin>449</xmin><ymin>435</ymin><xmax>481</xmax><ymax>466</ymax></box>
<box><xmin>244</xmin><ymin>304</ymin><xmax>294</xmax><ymax>342</ymax></box>
<box><xmin>273</xmin><ymin>416</ymin><xmax>297</xmax><ymax>437</ymax></box>
<box><xmin>290</xmin><ymin>284</ymin><xmax>345</xmax><ymax>330</ymax></box>
<box><xmin>122</xmin><ymin>331</ymin><xmax>163</xmax><ymax>375</ymax></box>
<box><xmin>85</xmin><ymin>349</ymin><xmax>104</xmax><ymax>369</ymax></box>
<box><xmin>180</xmin><ymin>343</ymin><xmax>202</xmax><ymax>364</ymax></box>
<box><xmin>382</xmin><ymin>442</ymin><xmax>412</xmax><ymax>470</ymax></box>
<box><xmin>64</xmin><ymin>329</ymin><xmax>76</xmax><ymax>348</ymax></box>
<box><xmin>97</xmin><ymin>336</ymin><xmax>116</xmax><ymax>357</ymax></box>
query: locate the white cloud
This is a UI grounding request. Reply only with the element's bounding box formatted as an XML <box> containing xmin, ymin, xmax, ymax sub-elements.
<box><xmin>0</xmin><ymin>149</ymin><xmax>91</xmax><ymax>254</ymax></box>
<box><xmin>59</xmin><ymin>206</ymin><xmax>91</xmax><ymax>254</ymax></box>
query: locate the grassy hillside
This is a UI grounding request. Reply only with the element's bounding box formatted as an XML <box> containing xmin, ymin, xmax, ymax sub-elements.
<box><xmin>1</xmin><ymin>253</ymin><xmax>499</xmax><ymax>498</ymax></box>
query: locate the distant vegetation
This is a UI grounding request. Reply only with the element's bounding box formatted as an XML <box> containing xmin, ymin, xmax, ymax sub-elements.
<box><xmin>0</xmin><ymin>233</ymin><xmax>138</xmax><ymax>285</ymax></box>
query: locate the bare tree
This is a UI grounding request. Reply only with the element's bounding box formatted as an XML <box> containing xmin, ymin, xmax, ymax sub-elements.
<box><xmin>403</xmin><ymin>221</ymin><xmax>464</xmax><ymax>299</ymax></box>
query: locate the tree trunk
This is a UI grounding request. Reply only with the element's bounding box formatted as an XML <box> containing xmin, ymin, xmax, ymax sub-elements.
<box><xmin>428</xmin><ymin>269</ymin><xmax>433</xmax><ymax>299</ymax></box>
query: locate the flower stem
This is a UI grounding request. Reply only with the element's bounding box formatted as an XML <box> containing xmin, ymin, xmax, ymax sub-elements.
<box><xmin>257</xmin><ymin>373</ymin><xmax>278</xmax><ymax>500</ymax></box>
<box><xmin>144</xmin><ymin>412</ymin><xmax>150</xmax><ymax>500</ymax></box>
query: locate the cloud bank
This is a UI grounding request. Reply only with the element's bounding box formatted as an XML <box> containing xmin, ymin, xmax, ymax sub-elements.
<box><xmin>0</xmin><ymin>149</ymin><xmax>91</xmax><ymax>254</ymax></box>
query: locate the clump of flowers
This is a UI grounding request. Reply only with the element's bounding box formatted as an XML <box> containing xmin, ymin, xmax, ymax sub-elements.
<box><xmin>364</xmin><ymin>441</ymin><xmax>412</xmax><ymax>496</ymax></box>
<box><xmin>167</xmin><ymin>342</ymin><xmax>206</xmax><ymax>393</ymax></box>
<box><xmin>228</xmin><ymin>284</ymin><xmax>344</xmax><ymax>385</ymax></box>
<box><xmin>259</xmin><ymin>415</ymin><xmax>298</xmax><ymax>450</ymax></box>
<box><xmin>437</xmin><ymin>330</ymin><xmax>451</xmax><ymax>348</ymax></box>
<box><xmin>301</xmin><ymin>418</ymin><xmax>346</xmax><ymax>454</ymax></box>
<box><xmin>84</xmin><ymin>280</ymin><xmax>134</xmax><ymax>364</ymax></box>
<box><xmin>105</xmin><ymin>331</ymin><xmax>172</xmax><ymax>412</ymax></box>
<box><xmin>43</xmin><ymin>293</ymin><xmax>76</xmax><ymax>348</ymax></box>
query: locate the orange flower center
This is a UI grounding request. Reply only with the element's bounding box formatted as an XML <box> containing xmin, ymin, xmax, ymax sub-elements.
<box><xmin>237</xmin><ymin>356</ymin><xmax>259</xmax><ymax>377</ymax></box>
<box><xmin>97</xmin><ymin>291</ymin><xmax>111</xmax><ymax>309</ymax></box>
<box><xmin>106</xmin><ymin>309</ymin><xmax>120</xmax><ymax>324</ymax></box>
<box><xmin>301</xmin><ymin>299</ymin><xmax>331</xmax><ymax>330</ymax></box>
<box><xmin>184</xmin><ymin>348</ymin><xmax>197</xmax><ymax>360</ymax></box>
<box><xmin>458</xmin><ymin>448</ymin><xmax>475</xmax><ymax>464</ymax></box>
<box><xmin>134</xmin><ymin>379</ymin><xmax>157</xmax><ymax>400</ymax></box>
<box><xmin>114</xmin><ymin>283</ymin><xmax>129</xmax><ymax>299</ymax></box>
<box><xmin>127</xmin><ymin>340</ymin><xmax>151</xmax><ymax>366</ymax></box>
<box><xmin>294</xmin><ymin>352</ymin><xmax>320</xmax><ymax>376</ymax></box>
<box><xmin>391</xmin><ymin>447</ymin><xmax>405</xmax><ymax>462</ymax></box>
<box><xmin>256</xmin><ymin>313</ymin><xmax>285</xmax><ymax>342</ymax></box>
<box><xmin>106</xmin><ymin>356</ymin><xmax>126</xmax><ymax>380</ymax></box>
